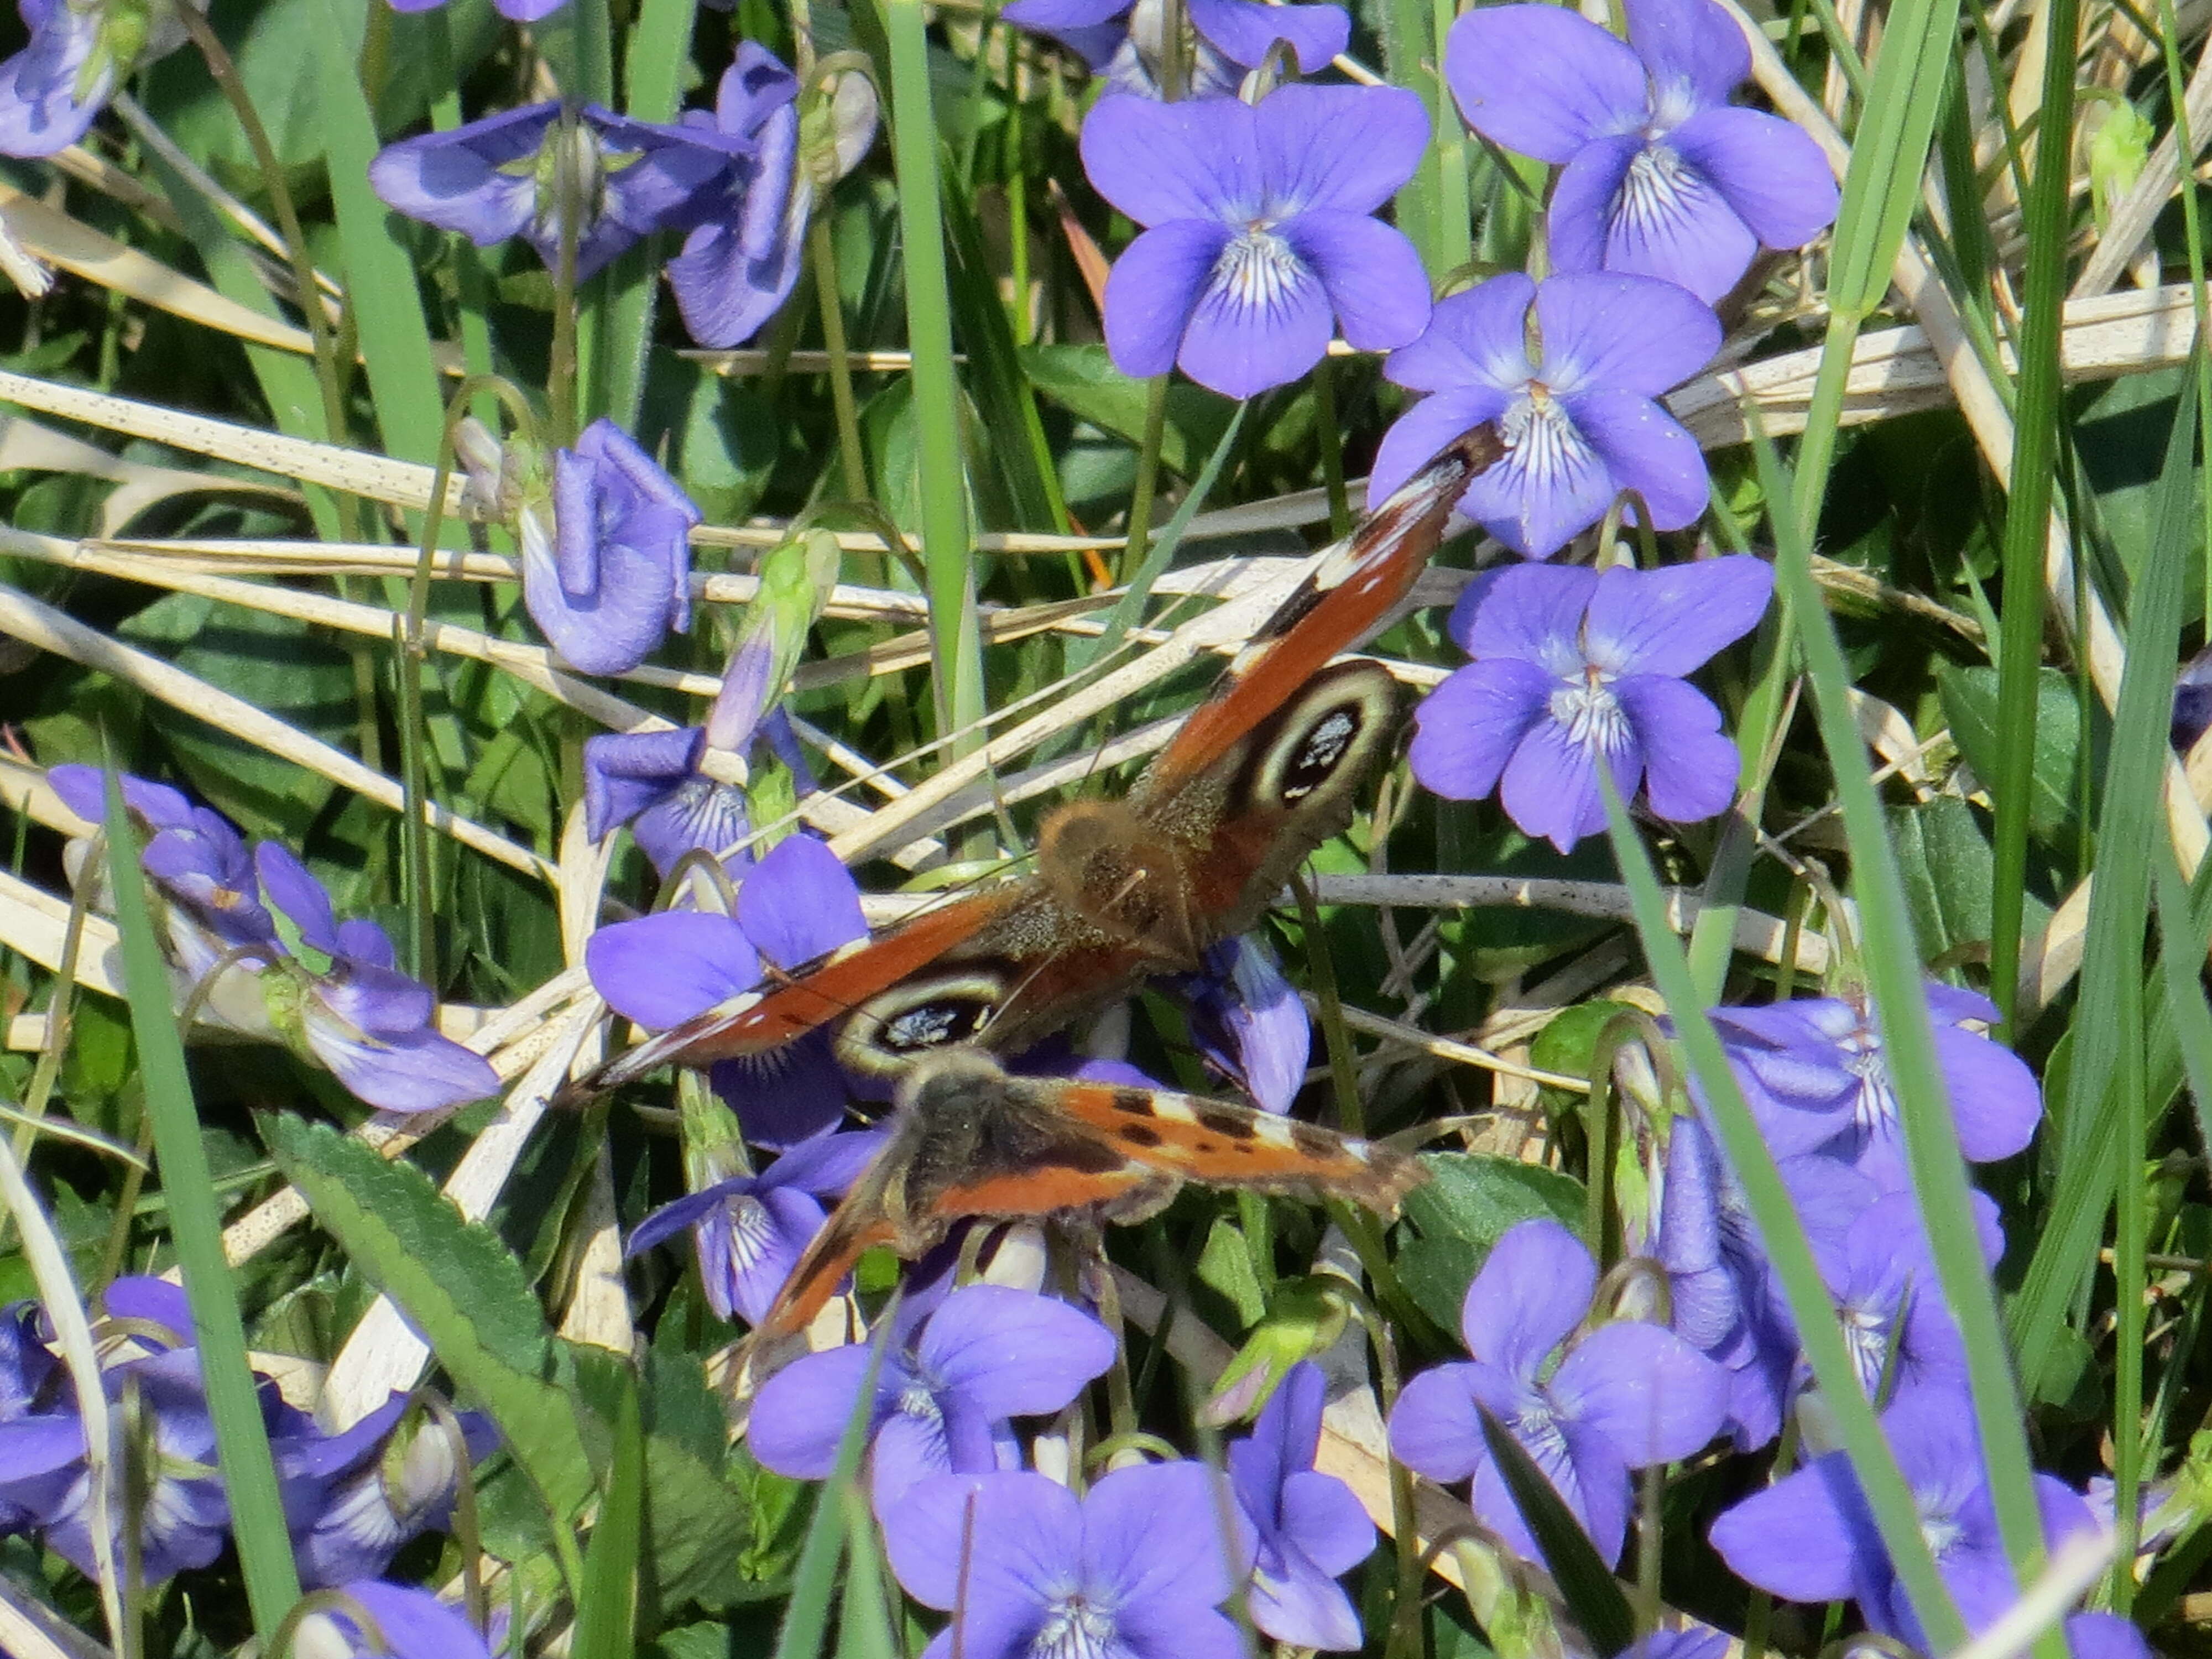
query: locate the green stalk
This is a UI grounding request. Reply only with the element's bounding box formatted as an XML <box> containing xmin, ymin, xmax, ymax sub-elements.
<box><xmin>1122</xmin><ymin>375</ymin><xmax>1172</xmax><ymax>583</ymax></box>
<box><xmin>2153</xmin><ymin>0</ymin><xmax>2212</xmax><ymax>636</ymax></box>
<box><xmin>102</xmin><ymin>775</ymin><xmax>302</xmax><ymax>1641</ymax></box>
<box><xmin>1427</xmin><ymin>0</ymin><xmax>1472</xmax><ymax>271</ymax></box>
<box><xmin>1380</xmin><ymin>0</ymin><xmax>1444</xmax><ymax>270</ymax></box>
<box><xmin>2111</xmin><ymin>952</ymin><xmax>2146</xmax><ymax>1613</ymax></box>
<box><xmin>1313</xmin><ymin>357</ymin><xmax>1352</xmax><ymax>540</ymax></box>
<box><xmin>1006</xmin><ymin>36</ymin><xmax>1032</xmax><ymax>347</ymax></box>
<box><xmin>547</xmin><ymin>105</ymin><xmax>586</xmax><ymax>449</ymax></box>
<box><xmin>810</xmin><ymin>214</ymin><xmax>872</xmax><ymax>503</ymax></box>
<box><xmin>885</xmin><ymin>0</ymin><xmax>985</xmax><ymax>755</ymax></box>
<box><xmin>1987</xmin><ymin>0</ymin><xmax>2079</xmax><ymax>1035</ymax></box>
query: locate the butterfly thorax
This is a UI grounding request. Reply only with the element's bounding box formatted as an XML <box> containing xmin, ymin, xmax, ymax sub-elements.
<box><xmin>1036</xmin><ymin>800</ymin><xmax>1203</xmax><ymax>964</ymax></box>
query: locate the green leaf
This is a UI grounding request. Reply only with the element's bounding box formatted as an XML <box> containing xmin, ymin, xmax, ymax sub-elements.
<box><xmin>1396</xmin><ymin>1152</ymin><xmax>1584</xmax><ymax>1332</ymax></box>
<box><xmin>574</xmin><ymin>1373</ymin><xmax>645</xmax><ymax>1659</ymax></box>
<box><xmin>1887</xmin><ymin>796</ymin><xmax>2053</xmax><ymax>962</ymax></box>
<box><xmin>311</xmin><ymin>0</ymin><xmax>451</xmax><ymax>478</ymax></box>
<box><xmin>118</xmin><ymin>590</ymin><xmax>352</xmax><ymax>840</ymax></box>
<box><xmin>1020</xmin><ymin>344</ymin><xmax>1234</xmax><ymax>478</ymax></box>
<box><xmin>1937</xmin><ymin>665</ymin><xmax>2082</xmax><ymax>839</ymax></box>
<box><xmin>259</xmin><ymin>1113</ymin><xmax>597</xmax><ymax>1529</ymax></box>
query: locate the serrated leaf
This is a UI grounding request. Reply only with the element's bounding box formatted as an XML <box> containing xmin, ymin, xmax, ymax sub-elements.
<box><xmin>260</xmin><ymin>1113</ymin><xmax>596</xmax><ymax>1523</ymax></box>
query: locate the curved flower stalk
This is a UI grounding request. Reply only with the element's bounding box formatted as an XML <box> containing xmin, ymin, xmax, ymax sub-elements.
<box><xmin>46</xmin><ymin>768</ymin><xmax>497</xmax><ymax>1114</ymax></box>
<box><xmin>1444</xmin><ymin>0</ymin><xmax>1838</xmax><ymax>302</ymax></box>
<box><xmin>1366</xmin><ymin>271</ymin><xmax>1720</xmax><ymax>556</ymax></box>
<box><xmin>0</xmin><ymin>0</ymin><xmax>199</xmax><ymax>157</ymax></box>
<box><xmin>1407</xmin><ymin>556</ymin><xmax>1773</xmax><ymax>851</ymax></box>
<box><xmin>1079</xmin><ymin>82</ymin><xmax>1432</xmax><ymax>399</ymax></box>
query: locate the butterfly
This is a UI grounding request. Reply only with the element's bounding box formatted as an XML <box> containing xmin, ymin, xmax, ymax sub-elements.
<box><xmin>750</xmin><ymin>1046</ymin><xmax>1427</xmax><ymax>1340</ymax></box>
<box><xmin>555</xmin><ymin>421</ymin><xmax>1505</xmax><ymax>1106</ymax></box>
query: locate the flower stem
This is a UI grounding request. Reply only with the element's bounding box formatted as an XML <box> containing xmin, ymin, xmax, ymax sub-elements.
<box><xmin>1313</xmin><ymin>354</ymin><xmax>1352</xmax><ymax>540</ymax></box>
<box><xmin>809</xmin><ymin>214</ymin><xmax>870</xmax><ymax>503</ymax></box>
<box><xmin>1121</xmin><ymin>374</ymin><xmax>1171</xmax><ymax>585</ymax></box>
<box><xmin>547</xmin><ymin>107</ymin><xmax>586</xmax><ymax>450</ymax></box>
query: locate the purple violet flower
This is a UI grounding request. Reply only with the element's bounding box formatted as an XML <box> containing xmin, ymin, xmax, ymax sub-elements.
<box><xmin>369</xmin><ymin>102</ymin><xmax>735</xmax><ymax>283</ymax></box>
<box><xmin>1444</xmin><ymin>0</ymin><xmax>1839</xmax><ymax>304</ymax></box>
<box><xmin>583</xmin><ymin>727</ymin><xmax>753</xmax><ymax>879</ymax></box>
<box><xmin>1710</xmin><ymin>983</ymin><xmax>2042</xmax><ymax>1190</ymax></box>
<box><xmin>276</xmin><ymin>1392</ymin><xmax>499</xmax><ymax>1589</ymax></box>
<box><xmin>1006</xmin><ymin>0</ymin><xmax>1348</xmax><ymax>91</ymax></box>
<box><xmin>1709</xmin><ymin>1388</ymin><xmax>2108</xmax><ymax>1648</ymax></box>
<box><xmin>0</xmin><ymin>0</ymin><xmax>193</xmax><ymax>157</ymax></box>
<box><xmin>627</xmin><ymin>1129</ymin><xmax>885</xmax><ymax>1324</ymax></box>
<box><xmin>1817</xmin><ymin>1188</ymin><xmax>2001</xmax><ymax>1411</ymax></box>
<box><xmin>666</xmin><ymin>44</ymin><xmax>878</xmax><ymax>348</ymax></box>
<box><xmin>1228</xmin><ymin>1360</ymin><xmax>1375</xmax><ymax>1650</ymax></box>
<box><xmin>0</xmin><ymin>1346</ymin><xmax>316</xmax><ymax>1585</ymax></box>
<box><xmin>1387</xmin><ymin>1217</ymin><xmax>1728</xmax><ymax>1567</ymax></box>
<box><xmin>882</xmin><ymin>1462</ymin><xmax>1250</xmax><ymax>1659</ymax></box>
<box><xmin>588</xmin><ymin>832</ymin><xmax>870</xmax><ymax>1146</ymax></box>
<box><xmin>1408</xmin><ymin>555</ymin><xmax>1772</xmax><ymax>853</ymax></box>
<box><xmin>1078</xmin><ymin>84</ymin><xmax>1432</xmax><ymax>400</ymax></box>
<box><xmin>49</xmin><ymin>764</ymin><xmax>282</xmax><ymax>1035</ymax></box>
<box><xmin>290</xmin><ymin>1581</ymin><xmax>495</xmax><ymax>1659</ymax></box>
<box><xmin>749</xmin><ymin>1285</ymin><xmax>1117</xmax><ymax>1511</ymax></box>
<box><xmin>385</xmin><ymin>0</ymin><xmax>565</xmax><ymax>19</ymax></box>
<box><xmin>1654</xmin><ymin>1113</ymin><xmax>1871</xmax><ymax>1451</ymax></box>
<box><xmin>1365</xmin><ymin>272</ymin><xmax>1720</xmax><ymax>556</ymax></box>
<box><xmin>1179</xmin><ymin>933</ymin><xmax>1310</xmax><ymax>1114</ymax></box>
<box><xmin>524</xmin><ymin>417</ymin><xmax>701</xmax><ymax>677</ymax></box>
<box><xmin>255</xmin><ymin>844</ymin><xmax>500</xmax><ymax>1114</ymax></box>
<box><xmin>2173</xmin><ymin>644</ymin><xmax>2212</xmax><ymax>753</ymax></box>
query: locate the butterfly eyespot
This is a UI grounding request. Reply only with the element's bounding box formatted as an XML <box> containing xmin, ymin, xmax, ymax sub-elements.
<box><xmin>837</xmin><ymin>972</ymin><xmax>1006</xmax><ymax>1076</ymax></box>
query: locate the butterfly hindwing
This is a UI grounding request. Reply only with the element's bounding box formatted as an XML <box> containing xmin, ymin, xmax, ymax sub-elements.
<box><xmin>753</xmin><ymin>1049</ymin><xmax>1428</xmax><ymax>1339</ymax></box>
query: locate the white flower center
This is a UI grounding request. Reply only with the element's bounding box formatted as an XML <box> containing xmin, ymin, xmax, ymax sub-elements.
<box><xmin>897</xmin><ymin>1381</ymin><xmax>943</xmax><ymax>1427</ymax></box>
<box><xmin>726</xmin><ymin>1194</ymin><xmax>775</xmax><ymax>1272</ymax></box>
<box><xmin>1839</xmin><ymin>1026</ymin><xmax>1896</xmax><ymax>1139</ymax></box>
<box><xmin>1841</xmin><ymin>1301</ymin><xmax>1895</xmax><ymax>1395</ymax></box>
<box><xmin>1548</xmin><ymin>668</ymin><xmax>1631</xmax><ymax>757</ymax></box>
<box><xmin>1031</xmin><ymin>1591</ymin><xmax>1119</xmax><ymax>1659</ymax></box>
<box><xmin>1611</xmin><ymin>143</ymin><xmax>1712</xmax><ymax>243</ymax></box>
<box><xmin>1503</xmin><ymin>384</ymin><xmax>1599</xmax><ymax>496</ymax></box>
<box><xmin>1211</xmin><ymin>227</ymin><xmax>1305</xmax><ymax>315</ymax></box>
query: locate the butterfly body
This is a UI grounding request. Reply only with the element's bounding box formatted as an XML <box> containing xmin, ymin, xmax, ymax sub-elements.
<box><xmin>754</xmin><ymin>1047</ymin><xmax>1428</xmax><ymax>1340</ymax></box>
<box><xmin>558</xmin><ymin>422</ymin><xmax>1505</xmax><ymax>1107</ymax></box>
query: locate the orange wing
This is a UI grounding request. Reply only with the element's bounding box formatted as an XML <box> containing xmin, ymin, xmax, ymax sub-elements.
<box><xmin>1142</xmin><ymin>423</ymin><xmax>1503</xmax><ymax>794</ymax></box>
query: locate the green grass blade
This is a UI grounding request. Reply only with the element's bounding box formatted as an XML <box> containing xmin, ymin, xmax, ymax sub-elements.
<box><xmin>1824</xmin><ymin>0</ymin><xmax>1959</xmax><ymax>320</ymax></box>
<box><xmin>1597</xmin><ymin>771</ymin><xmax>1965</xmax><ymax>1652</ymax></box>
<box><xmin>2011</xmin><ymin>381</ymin><xmax>2201</xmax><ymax>1395</ymax></box>
<box><xmin>2153</xmin><ymin>856</ymin><xmax>2212</xmax><ymax>1178</ymax></box>
<box><xmin>1379</xmin><ymin>0</ymin><xmax>1444</xmax><ymax>273</ymax></box>
<box><xmin>311</xmin><ymin>0</ymin><xmax>449</xmax><ymax>474</ymax></box>
<box><xmin>1987</xmin><ymin>0</ymin><xmax>2080</xmax><ymax>1032</ymax></box>
<box><xmin>885</xmin><ymin>0</ymin><xmax>986</xmax><ymax>755</ymax></box>
<box><xmin>101</xmin><ymin>771</ymin><xmax>302</xmax><ymax>1640</ymax></box>
<box><xmin>774</xmin><ymin>1319</ymin><xmax>898</xmax><ymax>1659</ymax></box>
<box><xmin>1476</xmin><ymin>1405</ymin><xmax>1633</xmax><ymax>1655</ymax></box>
<box><xmin>572</xmin><ymin>1374</ymin><xmax>645</xmax><ymax>1659</ymax></box>
<box><xmin>833</xmin><ymin>1486</ymin><xmax>902</xmax><ymax>1659</ymax></box>
<box><xmin>1756</xmin><ymin>430</ymin><xmax>2052</xmax><ymax>1602</ymax></box>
